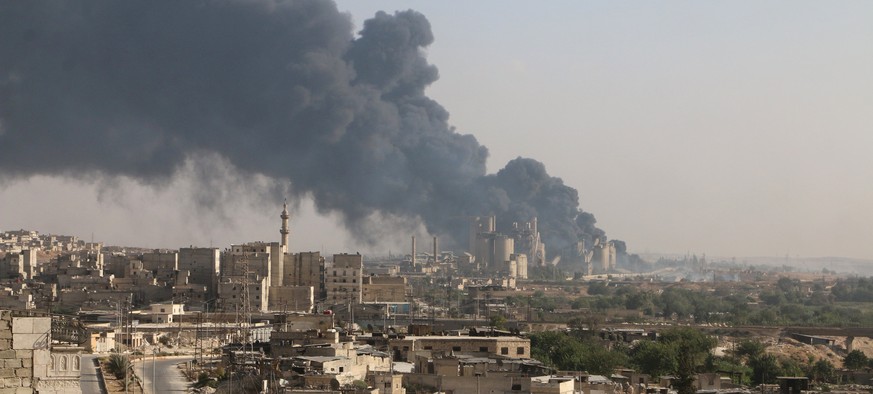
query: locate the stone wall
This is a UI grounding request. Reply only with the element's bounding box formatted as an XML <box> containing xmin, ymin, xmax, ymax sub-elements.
<box><xmin>0</xmin><ymin>311</ymin><xmax>82</xmax><ymax>394</ymax></box>
<box><xmin>0</xmin><ymin>310</ymin><xmax>48</xmax><ymax>393</ymax></box>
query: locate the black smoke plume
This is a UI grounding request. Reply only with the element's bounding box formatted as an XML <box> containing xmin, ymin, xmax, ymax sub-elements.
<box><xmin>0</xmin><ymin>1</ymin><xmax>606</xmax><ymax>255</ymax></box>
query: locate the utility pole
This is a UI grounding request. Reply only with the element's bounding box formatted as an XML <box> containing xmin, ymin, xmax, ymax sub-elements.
<box><xmin>152</xmin><ymin>348</ymin><xmax>156</xmax><ymax>394</ymax></box>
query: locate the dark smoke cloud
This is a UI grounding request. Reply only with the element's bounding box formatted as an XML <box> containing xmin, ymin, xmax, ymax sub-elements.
<box><xmin>0</xmin><ymin>1</ymin><xmax>606</xmax><ymax>255</ymax></box>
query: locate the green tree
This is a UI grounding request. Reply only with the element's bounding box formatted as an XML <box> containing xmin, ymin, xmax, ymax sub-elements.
<box><xmin>659</xmin><ymin>328</ymin><xmax>717</xmax><ymax>394</ymax></box>
<box><xmin>808</xmin><ymin>359</ymin><xmax>835</xmax><ymax>383</ymax></box>
<box><xmin>732</xmin><ymin>339</ymin><xmax>766</xmax><ymax>360</ymax></box>
<box><xmin>844</xmin><ymin>350</ymin><xmax>868</xmax><ymax>370</ymax></box>
<box><xmin>748</xmin><ymin>354</ymin><xmax>781</xmax><ymax>385</ymax></box>
<box><xmin>529</xmin><ymin>331</ymin><xmax>626</xmax><ymax>375</ymax></box>
<box><xmin>105</xmin><ymin>354</ymin><xmax>132</xmax><ymax>380</ymax></box>
<box><xmin>630</xmin><ymin>340</ymin><xmax>677</xmax><ymax>377</ymax></box>
<box><xmin>488</xmin><ymin>314</ymin><xmax>507</xmax><ymax>329</ymax></box>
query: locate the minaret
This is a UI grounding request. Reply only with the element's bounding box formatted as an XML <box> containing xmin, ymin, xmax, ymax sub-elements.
<box><xmin>280</xmin><ymin>200</ymin><xmax>290</xmax><ymax>250</ymax></box>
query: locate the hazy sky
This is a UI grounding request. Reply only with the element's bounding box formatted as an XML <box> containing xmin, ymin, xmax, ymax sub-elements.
<box><xmin>2</xmin><ymin>1</ymin><xmax>871</xmax><ymax>259</ymax></box>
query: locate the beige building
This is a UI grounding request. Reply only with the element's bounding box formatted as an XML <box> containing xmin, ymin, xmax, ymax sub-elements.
<box><xmin>224</xmin><ymin>243</ymin><xmax>272</xmax><ymax>279</ymax></box>
<box><xmin>362</xmin><ymin>275</ymin><xmax>408</xmax><ymax>303</ymax></box>
<box><xmin>1</xmin><ymin>248</ymin><xmax>37</xmax><ymax>279</ymax></box>
<box><xmin>325</xmin><ymin>253</ymin><xmax>363</xmax><ymax>305</ymax></box>
<box><xmin>178</xmin><ymin>247</ymin><xmax>220</xmax><ymax>297</ymax></box>
<box><xmin>140</xmin><ymin>250</ymin><xmax>178</xmax><ymax>285</ymax></box>
<box><xmin>388</xmin><ymin>335</ymin><xmax>531</xmax><ymax>361</ymax></box>
<box><xmin>217</xmin><ymin>275</ymin><xmax>269</xmax><ymax>312</ymax></box>
<box><xmin>283</xmin><ymin>251</ymin><xmax>324</xmax><ymax>298</ymax></box>
<box><xmin>268</xmin><ymin>285</ymin><xmax>314</xmax><ymax>313</ymax></box>
<box><xmin>370</xmin><ymin>372</ymin><xmax>406</xmax><ymax>394</ymax></box>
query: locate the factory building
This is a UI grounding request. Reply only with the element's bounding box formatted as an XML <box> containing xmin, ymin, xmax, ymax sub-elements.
<box><xmin>468</xmin><ymin>216</ymin><xmax>529</xmax><ymax>280</ymax></box>
<box><xmin>510</xmin><ymin>218</ymin><xmax>546</xmax><ymax>267</ymax></box>
<box><xmin>592</xmin><ymin>240</ymin><xmax>617</xmax><ymax>274</ymax></box>
<box><xmin>580</xmin><ymin>238</ymin><xmax>617</xmax><ymax>275</ymax></box>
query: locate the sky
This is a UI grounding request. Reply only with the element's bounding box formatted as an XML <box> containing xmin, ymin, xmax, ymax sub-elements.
<box><xmin>1</xmin><ymin>1</ymin><xmax>872</xmax><ymax>259</ymax></box>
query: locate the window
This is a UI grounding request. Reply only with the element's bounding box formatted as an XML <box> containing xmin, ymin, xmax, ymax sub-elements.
<box><xmin>517</xmin><ymin>347</ymin><xmax>524</xmax><ymax>355</ymax></box>
<box><xmin>424</xmin><ymin>346</ymin><xmax>432</xmax><ymax>350</ymax></box>
<box><xmin>339</xmin><ymin>367</ymin><xmax>344</xmax><ymax>373</ymax></box>
<box><xmin>479</xmin><ymin>347</ymin><xmax>488</xmax><ymax>352</ymax></box>
<box><xmin>501</xmin><ymin>347</ymin><xmax>509</xmax><ymax>355</ymax></box>
<box><xmin>452</xmin><ymin>346</ymin><xmax>461</xmax><ymax>351</ymax></box>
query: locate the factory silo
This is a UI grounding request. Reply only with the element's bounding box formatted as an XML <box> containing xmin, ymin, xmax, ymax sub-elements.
<box><xmin>475</xmin><ymin>237</ymin><xmax>491</xmax><ymax>270</ymax></box>
<box><xmin>515</xmin><ymin>254</ymin><xmax>528</xmax><ymax>279</ymax></box>
<box><xmin>494</xmin><ymin>236</ymin><xmax>514</xmax><ymax>267</ymax></box>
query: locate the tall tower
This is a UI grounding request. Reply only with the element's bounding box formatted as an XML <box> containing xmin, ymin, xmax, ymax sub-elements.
<box><xmin>280</xmin><ymin>200</ymin><xmax>290</xmax><ymax>250</ymax></box>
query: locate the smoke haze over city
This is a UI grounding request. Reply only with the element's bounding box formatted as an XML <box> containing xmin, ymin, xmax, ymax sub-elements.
<box><xmin>1</xmin><ymin>1</ymin><xmax>871</xmax><ymax>259</ymax></box>
<box><xmin>0</xmin><ymin>1</ymin><xmax>603</xmax><ymax>255</ymax></box>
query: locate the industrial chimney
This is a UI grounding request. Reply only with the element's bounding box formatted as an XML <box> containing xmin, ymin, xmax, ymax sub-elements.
<box><xmin>433</xmin><ymin>236</ymin><xmax>438</xmax><ymax>265</ymax></box>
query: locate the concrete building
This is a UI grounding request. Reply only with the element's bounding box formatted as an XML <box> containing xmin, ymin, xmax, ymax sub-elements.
<box><xmin>388</xmin><ymin>335</ymin><xmax>531</xmax><ymax>362</ymax></box>
<box><xmin>469</xmin><ymin>216</ymin><xmax>545</xmax><ymax>276</ymax></box>
<box><xmin>140</xmin><ymin>250</ymin><xmax>178</xmax><ymax>285</ymax></box>
<box><xmin>217</xmin><ymin>275</ymin><xmax>269</xmax><ymax>313</ymax></box>
<box><xmin>287</xmin><ymin>342</ymin><xmax>392</xmax><ymax>387</ymax></box>
<box><xmin>510</xmin><ymin>218</ymin><xmax>546</xmax><ymax>266</ymax></box>
<box><xmin>361</xmin><ymin>275</ymin><xmax>408</xmax><ymax>303</ymax></box>
<box><xmin>325</xmin><ymin>253</ymin><xmax>363</xmax><ymax>305</ymax></box>
<box><xmin>224</xmin><ymin>243</ymin><xmax>272</xmax><ymax>278</ymax></box>
<box><xmin>591</xmin><ymin>239</ymin><xmax>617</xmax><ymax>274</ymax></box>
<box><xmin>268</xmin><ymin>286</ymin><xmax>314</xmax><ymax>313</ymax></box>
<box><xmin>510</xmin><ymin>253</ymin><xmax>528</xmax><ymax>280</ymax></box>
<box><xmin>1</xmin><ymin>248</ymin><xmax>37</xmax><ymax>279</ymax></box>
<box><xmin>172</xmin><ymin>270</ymin><xmax>209</xmax><ymax>305</ymax></box>
<box><xmin>178</xmin><ymin>247</ymin><xmax>220</xmax><ymax>298</ymax></box>
<box><xmin>369</xmin><ymin>372</ymin><xmax>406</xmax><ymax>394</ymax></box>
<box><xmin>283</xmin><ymin>251</ymin><xmax>324</xmax><ymax>299</ymax></box>
<box><xmin>530</xmin><ymin>376</ymin><xmax>577</xmax><ymax>394</ymax></box>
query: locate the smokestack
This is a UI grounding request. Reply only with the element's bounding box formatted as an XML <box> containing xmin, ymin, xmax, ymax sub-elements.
<box><xmin>433</xmin><ymin>236</ymin><xmax>438</xmax><ymax>265</ymax></box>
<box><xmin>469</xmin><ymin>217</ymin><xmax>480</xmax><ymax>254</ymax></box>
<box><xmin>411</xmin><ymin>236</ymin><xmax>416</xmax><ymax>266</ymax></box>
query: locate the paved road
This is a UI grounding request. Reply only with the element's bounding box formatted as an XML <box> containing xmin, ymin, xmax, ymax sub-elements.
<box><xmin>137</xmin><ymin>356</ymin><xmax>192</xmax><ymax>393</ymax></box>
<box><xmin>80</xmin><ymin>354</ymin><xmax>103</xmax><ymax>394</ymax></box>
